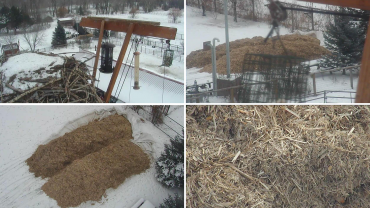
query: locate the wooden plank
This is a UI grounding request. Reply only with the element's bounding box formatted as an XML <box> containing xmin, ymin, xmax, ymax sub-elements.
<box><xmin>103</xmin><ymin>23</ymin><xmax>135</xmax><ymax>103</ymax></box>
<box><xmin>80</xmin><ymin>18</ymin><xmax>177</xmax><ymax>40</ymax></box>
<box><xmin>356</xmin><ymin>17</ymin><xmax>370</xmax><ymax>103</ymax></box>
<box><xmin>87</xmin><ymin>16</ymin><xmax>160</xmax><ymax>26</ymax></box>
<box><xmin>92</xmin><ymin>20</ymin><xmax>105</xmax><ymax>87</ymax></box>
<box><xmin>298</xmin><ymin>0</ymin><xmax>370</xmax><ymax>10</ymax></box>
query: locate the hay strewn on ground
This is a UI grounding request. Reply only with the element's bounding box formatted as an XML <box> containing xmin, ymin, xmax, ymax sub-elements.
<box><xmin>26</xmin><ymin>114</ymin><xmax>150</xmax><ymax>208</ymax></box>
<box><xmin>186</xmin><ymin>34</ymin><xmax>330</xmax><ymax>74</ymax></box>
<box><xmin>186</xmin><ymin>106</ymin><xmax>370</xmax><ymax>208</ymax></box>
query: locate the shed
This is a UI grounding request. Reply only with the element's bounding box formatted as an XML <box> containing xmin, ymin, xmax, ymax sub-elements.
<box><xmin>57</xmin><ymin>18</ymin><xmax>75</xmax><ymax>27</ymax></box>
<box><xmin>2</xmin><ymin>43</ymin><xmax>19</xmax><ymax>56</ymax></box>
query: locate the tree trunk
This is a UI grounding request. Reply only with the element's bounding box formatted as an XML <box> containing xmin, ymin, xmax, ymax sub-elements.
<box><xmin>202</xmin><ymin>1</ymin><xmax>206</xmax><ymax>16</ymax></box>
<box><xmin>251</xmin><ymin>0</ymin><xmax>255</xmax><ymax>21</ymax></box>
<box><xmin>214</xmin><ymin>0</ymin><xmax>217</xmax><ymax>13</ymax></box>
<box><xmin>198</xmin><ymin>0</ymin><xmax>200</xmax><ymax>9</ymax></box>
<box><xmin>233</xmin><ymin>0</ymin><xmax>237</xmax><ymax>22</ymax></box>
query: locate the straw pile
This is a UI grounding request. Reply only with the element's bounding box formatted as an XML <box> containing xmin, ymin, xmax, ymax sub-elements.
<box><xmin>186</xmin><ymin>34</ymin><xmax>330</xmax><ymax>74</ymax></box>
<box><xmin>186</xmin><ymin>105</ymin><xmax>370</xmax><ymax>208</ymax></box>
<box><xmin>26</xmin><ymin>114</ymin><xmax>150</xmax><ymax>208</ymax></box>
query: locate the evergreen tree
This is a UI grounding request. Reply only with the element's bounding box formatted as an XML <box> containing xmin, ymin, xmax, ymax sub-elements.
<box><xmin>159</xmin><ymin>193</ymin><xmax>184</xmax><ymax>208</ymax></box>
<box><xmin>78</xmin><ymin>6</ymin><xmax>84</xmax><ymax>15</ymax></box>
<box><xmin>9</xmin><ymin>6</ymin><xmax>22</xmax><ymax>34</ymax></box>
<box><xmin>52</xmin><ymin>22</ymin><xmax>67</xmax><ymax>47</ymax></box>
<box><xmin>323</xmin><ymin>7</ymin><xmax>368</xmax><ymax>74</ymax></box>
<box><xmin>155</xmin><ymin>135</ymin><xmax>184</xmax><ymax>188</ymax></box>
<box><xmin>0</xmin><ymin>6</ymin><xmax>10</xmax><ymax>33</ymax></box>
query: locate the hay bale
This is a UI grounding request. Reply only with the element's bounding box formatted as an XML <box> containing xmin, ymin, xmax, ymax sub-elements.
<box><xmin>186</xmin><ymin>34</ymin><xmax>330</xmax><ymax>74</ymax></box>
<box><xmin>42</xmin><ymin>140</ymin><xmax>150</xmax><ymax>208</ymax></box>
<box><xmin>26</xmin><ymin>114</ymin><xmax>133</xmax><ymax>178</ymax></box>
<box><xmin>26</xmin><ymin>114</ymin><xmax>150</xmax><ymax>208</ymax></box>
<box><xmin>186</xmin><ymin>106</ymin><xmax>370</xmax><ymax>207</ymax></box>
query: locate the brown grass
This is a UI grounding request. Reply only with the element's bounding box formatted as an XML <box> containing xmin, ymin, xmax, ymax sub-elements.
<box><xmin>186</xmin><ymin>34</ymin><xmax>330</xmax><ymax>74</ymax></box>
<box><xmin>186</xmin><ymin>106</ymin><xmax>370</xmax><ymax>207</ymax></box>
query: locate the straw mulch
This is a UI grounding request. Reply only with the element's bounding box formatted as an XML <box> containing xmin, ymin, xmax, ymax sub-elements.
<box><xmin>42</xmin><ymin>139</ymin><xmax>149</xmax><ymax>208</ymax></box>
<box><xmin>26</xmin><ymin>114</ymin><xmax>150</xmax><ymax>208</ymax></box>
<box><xmin>186</xmin><ymin>34</ymin><xmax>330</xmax><ymax>74</ymax></box>
<box><xmin>186</xmin><ymin>105</ymin><xmax>370</xmax><ymax>208</ymax></box>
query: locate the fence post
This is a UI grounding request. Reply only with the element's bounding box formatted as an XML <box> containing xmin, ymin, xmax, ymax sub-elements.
<box><xmin>312</xmin><ymin>73</ymin><xmax>317</xmax><ymax>95</ymax></box>
<box><xmin>230</xmin><ymin>88</ymin><xmax>235</xmax><ymax>103</ymax></box>
<box><xmin>350</xmin><ymin>68</ymin><xmax>353</xmax><ymax>89</ymax></box>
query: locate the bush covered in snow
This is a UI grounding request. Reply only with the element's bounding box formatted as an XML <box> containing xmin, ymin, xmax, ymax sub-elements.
<box><xmin>155</xmin><ymin>135</ymin><xmax>184</xmax><ymax>188</ymax></box>
<box><xmin>159</xmin><ymin>193</ymin><xmax>183</xmax><ymax>208</ymax></box>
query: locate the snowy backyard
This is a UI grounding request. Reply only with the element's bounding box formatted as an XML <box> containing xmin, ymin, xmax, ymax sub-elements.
<box><xmin>0</xmin><ymin>105</ymin><xmax>184</xmax><ymax>208</ymax></box>
<box><xmin>0</xmin><ymin>7</ymin><xmax>184</xmax><ymax>103</ymax></box>
<box><xmin>186</xmin><ymin>1</ymin><xmax>362</xmax><ymax>103</ymax></box>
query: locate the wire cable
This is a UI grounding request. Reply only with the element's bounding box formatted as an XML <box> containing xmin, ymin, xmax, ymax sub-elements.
<box><xmin>116</xmin><ymin>35</ymin><xmax>141</xmax><ymax>100</ymax></box>
<box><xmin>113</xmin><ymin>35</ymin><xmax>137</xmax><ymax>98</ymax></box>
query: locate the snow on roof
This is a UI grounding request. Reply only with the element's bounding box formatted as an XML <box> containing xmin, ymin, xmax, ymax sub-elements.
<box><xmin>2</xmin><ymin>43</ymin><xmax>18</xmax><ymax>51</ymax></box>
<box><xmin>58</xmin><ymin>18</ymin><xmax>74</xmax><ymax>21</ymax></box>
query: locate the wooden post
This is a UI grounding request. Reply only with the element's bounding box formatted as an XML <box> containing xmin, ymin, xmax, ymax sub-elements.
<box><xmin>311</xmin><ymin>10</ymin><xmax>314</xmax><ymax>31</ymax></box>
<box><xmin>104</xmin><ymin>23</ymin><xmax>135</xmax><ymax>103</ymax></box>
<box><xmin>356</xmin><ymin>17</ymin><xmax>370</xmax><ymax>103</ymax></box>
<box><xmin>291</xmin><ymin>7</ymin><xmax>294</xmax><ymax>32</ymax></box>
<box><xmin>312</xmin><ymin>73</ymin><xmax>317</xmax><ymax>95</ymax></box>
<box><xmin>92</xmin><ymin>20</ymin><xmax>105</xmax><ymax>87</ymax></box>
<box><xmin>230</xmin><ymin>88</ymin><xmax>235</xmax><ymax>103</ymax></box>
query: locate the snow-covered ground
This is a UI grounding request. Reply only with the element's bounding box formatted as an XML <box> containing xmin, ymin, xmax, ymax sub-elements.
<box><xmin>0</xmin><ymin>7</ymin><xmax>185</xmax><ymax>83</ymax></box>
<box><xmin>0</xmin><ymin>53</ymin><xmax>64</xmax><ymax>94</ymax></box>
<box><xmin>0</xmin><ymin>105</ymin><xmax>184</xmax><ymax>208</ymax></box>
<box><xmin>186</xmin><ymin>5</ymin><xmax>358</xmax><ymax>103</ymax></box>
<box><xmin>186</xmin><ymin>6</ymin><xmax>290</xmax><ymax>55</ymax></box>
<box><xmin>86</xmin><ymin>10</ymin><xmax>184</xmax><ymax>81</ymax></box>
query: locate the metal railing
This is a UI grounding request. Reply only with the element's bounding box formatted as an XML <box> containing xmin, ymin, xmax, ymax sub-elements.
<box><xmin>186</xmin><ymin>81</ymin><xmax>356</xmax><ymax>103</ymax></box>
<box><xmin>130</xmin><ymin>106</ymin><xmax>184</xmax><ymax>140</ymax></box>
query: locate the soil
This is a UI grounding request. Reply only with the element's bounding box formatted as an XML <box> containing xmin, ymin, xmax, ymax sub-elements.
<box><xmin>186</xmin><ymin>34</ymin><xmax>330</xmax><ymax>74</ymax></box>
<box><xmin>26</xmin><ymin>114</ymin><xmax>150</xmax><ymax>208</ymax></box>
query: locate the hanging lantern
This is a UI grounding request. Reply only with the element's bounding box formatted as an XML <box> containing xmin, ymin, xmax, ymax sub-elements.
<box><xmin>133</xmin><ymin>51</ymin><xmax>140</xmax><ymax>90</ymax></box>
<box><xmin>162</xmin><ymin>40</ymin><xmax>174</xmax><ymax>67</ymax></box>
<box><xmin>99</xmin><ymin>42</ymin><xmax>115</xmax><ymax>73</ymax></box>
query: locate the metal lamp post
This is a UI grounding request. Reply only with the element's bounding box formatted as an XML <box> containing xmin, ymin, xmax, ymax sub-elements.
<box><xmin>223</xmin><ymin>0</ymin><xmax>231</xmax><ymax>78</ymax></box>
<box><xmin>207</xmin><ymin>38</ymin><xmax>220</xmax><ymax>96</ymax></box>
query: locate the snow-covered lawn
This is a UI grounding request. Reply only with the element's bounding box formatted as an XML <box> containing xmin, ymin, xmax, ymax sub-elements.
<box><xmin>0</xmin><ymin>105</ymin><xmax>184</xmax><ymax>208</ymax></box>
<box><xmin>1</xmin><ymin>9</ymin><xmax>184</xmax><ymax>82</ymax></box>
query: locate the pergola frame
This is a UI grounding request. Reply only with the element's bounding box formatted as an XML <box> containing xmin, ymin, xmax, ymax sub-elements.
<box><xmin>80</xmin><ymin>16</ymin><xmax>177</xmax><ymax>103</ymax></box>
<box><xmin>298</xmin><ymin>0</ymin><xmax>370</xmax><ymax>103</ymax></box>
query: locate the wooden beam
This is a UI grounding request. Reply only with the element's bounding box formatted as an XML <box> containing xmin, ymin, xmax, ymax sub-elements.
<box><xmin>356</xmin><ymin>17</ymin><xmax>370</xmax><ymax>103</ymax></box>
<box><xmin>298</xmin><ymin>0</ymin><xmax>370</xmax><ymax>10</ymax></box>
<box><xmin>80</xmin><ymin>18</ymin><xmax>177</xmax><ymax>40</ymax></box>
<box><xmin>92</xmin><ymin>20</ymin><xmax>105</xmax><ymax>87</ymax></box>
<box><xmin>103</xmin><ymin>23</ymin><xmax>135</xmax><ymax>103</ymax></box>
<box><xmin>87</xmin><ymin>16</ymin><xmax>160</xmax><ymax>26</ymax></box>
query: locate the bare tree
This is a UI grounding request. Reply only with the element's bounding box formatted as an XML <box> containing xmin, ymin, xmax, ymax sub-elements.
<box><xmin>1</xmin><ymin>33</ymin><xmax>17</xmax><ymax>46</ymax></box>
<box><xmin>168</xmin><ymin>8</ymin><xmax>182</xmax><ymax>23</ymax></box>
<box><xmin>22</xmin><ymin>26</ymin><xmax>46</xmax><ymax>51</ymax></box>
<box><xmin>129</xmin><ymin>7</ymin><xmax>138</xmax><ymax>18</ymax></box>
